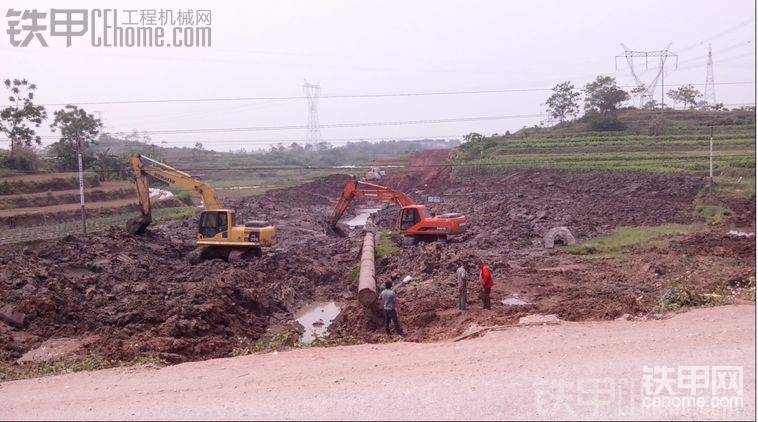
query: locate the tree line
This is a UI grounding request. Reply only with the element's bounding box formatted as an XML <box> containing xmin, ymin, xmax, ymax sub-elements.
<box><xmin>545</xmin><ymin>75</ymin><xmax>727</xmax><ymax>123</ymax></box>
<box><xmin>0</xmin><ymin>78</ymin><xmax>102</xmax><ymax>171</ymax></box>
<box><xmin>0</xmin><ymin>78</ymin><xmax>459</xmax><ymax>174</ymax></box>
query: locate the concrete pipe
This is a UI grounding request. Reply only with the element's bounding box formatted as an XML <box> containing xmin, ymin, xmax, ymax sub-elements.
<box><xmin>357</xmin><ymin>232</ymin><xmax>377</xmax><ymax>308</ymax></box>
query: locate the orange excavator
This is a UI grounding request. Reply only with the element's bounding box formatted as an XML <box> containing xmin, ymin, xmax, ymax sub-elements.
<box><xmin>330</xmin><ymin>179</ymin><xmax>466</xmax><ymax>240</ymax></box>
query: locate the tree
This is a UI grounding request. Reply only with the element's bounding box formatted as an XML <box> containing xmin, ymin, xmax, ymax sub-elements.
<box><xmin>545</xmin><ymin>82</ymin><xmax>580</xmax><ymax>122</ymax></box>
<box><xmin>49</xmin><ymin>106</ymin><xmax>103</xmax><ymax>168</ymax></box>
<box><xmin>463</xmin><ymin>132</ymin><xmax>483</xmax><ymax>142</ymax></box>
<box><xmin>91</xmin><ymin>149</ymin><xmax>129</xmax><ymax>181</ymax></box>
<box><xmin>0</xmin><ymin>79</ymin><xmax>47</xmax><ymax>165</ymax></box>
<box><xmin>49</xmin><ymin>105</ymin><xmax>103</xmax><ymax>233</ymax></box>
<box><xmin>667</xmin><ymin>84</ymin><xmax>702</xmax><ymax>109</ymax></box>
<box><xmin>583</xmin><ymin>76</ymin><xmax>630</xmax><ymax>113</ymax></box>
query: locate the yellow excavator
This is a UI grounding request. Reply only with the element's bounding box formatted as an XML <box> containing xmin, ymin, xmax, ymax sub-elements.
<box><xmin>126</xmin><ymin>154</ymin><xmax>276</xmax><ymax>263</ymax></box>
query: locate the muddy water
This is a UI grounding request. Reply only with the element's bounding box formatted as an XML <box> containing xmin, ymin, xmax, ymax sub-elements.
<box><xmin>342</xmin><ymin>208</ymin><xmax>381</xmax><ymax>227</ymax></box>
<box><xmin>295</xmin><ymin>301</ymin><xmax>341</xmax><ymax>343</ymax></box>
<box><xmin>218</xmin><ymin>186</ymin><xmax>260</xmax><ymax>190</ymax></box>
<box><xmin>501</xmin><ymin>295</ymin><xmax>532</xmax><ymax>306</ymax></box>
<box><xmin>148</xmin><ymin>188</ymin><xmax>174</xmax><ymax>200</ymax></box>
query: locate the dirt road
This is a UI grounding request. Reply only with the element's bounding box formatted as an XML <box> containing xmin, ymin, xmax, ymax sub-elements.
<box><xmin>1</xmin><ymin>305</ymin><xmax>754</xmax><ymax>420</ymax></box>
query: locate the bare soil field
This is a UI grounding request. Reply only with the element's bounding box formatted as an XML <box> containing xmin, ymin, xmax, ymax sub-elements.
<box><xmin>0</xmin><ymin>151</ymin><xmax>754</xmax><ymax>375</ymax></box>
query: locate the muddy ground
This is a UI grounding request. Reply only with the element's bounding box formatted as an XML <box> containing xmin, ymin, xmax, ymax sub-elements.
<box><xmin>0</xmin><ymin>153</ymin><xmax>754</xmax><ymax>370</ymax></box>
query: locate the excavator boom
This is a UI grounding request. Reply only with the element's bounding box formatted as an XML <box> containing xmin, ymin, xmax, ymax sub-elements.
<box><xmin>127</xmin><ymin>154</ymin><xmax>222</xmax><ymax>234</ymax></box>
<box><xmin>330</xmin><ymin>179</ymin><xmax>414</xmax><ymax>227</ymax></box>
<box><xmin>331</xmin><ymin>179</ymin><xmax>466</xmax><ymax>238</ymax></box>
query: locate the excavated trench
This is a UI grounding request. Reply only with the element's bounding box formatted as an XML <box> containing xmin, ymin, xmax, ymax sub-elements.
<box><xmin>0</xmin><ymin>160</ymin><xmax>754</xmax><ymax>368</ymax></box>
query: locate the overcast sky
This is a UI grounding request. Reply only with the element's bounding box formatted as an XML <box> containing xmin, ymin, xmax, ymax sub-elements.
<box><xmin>2</xmin><ymin>0</ymin><xmax>755</xmax><ymax>152</ymax></box>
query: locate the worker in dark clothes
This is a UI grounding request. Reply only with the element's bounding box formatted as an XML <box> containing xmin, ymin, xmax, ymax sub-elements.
<box><xmin>480</xmin><ymin>263</ymin><xmax>494</xmax><ymax>309</ymax></box>
<box><xmin>379</xmin><ymin>280</ymin><xmax>404</xmax><ymax>336</ymax></box>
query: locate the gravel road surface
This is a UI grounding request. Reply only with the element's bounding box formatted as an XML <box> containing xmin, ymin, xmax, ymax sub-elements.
<box><xmin>1</xmin><ymin>305</ymin><xmax>754</xmax><ymax>420</ymax></box>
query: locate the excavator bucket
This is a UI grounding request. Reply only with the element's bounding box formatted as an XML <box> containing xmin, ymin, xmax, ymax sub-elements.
<box><xmin>126</xmin><ymin>215</ymin><xmax>152</xmax><ymax>235</ymax></box>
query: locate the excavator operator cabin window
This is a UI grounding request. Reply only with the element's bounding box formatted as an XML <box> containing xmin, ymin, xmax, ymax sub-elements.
<box><xmin>400</xmin><ymin>208</ymin><xmax>419</xmax><ymax>230</ymax></box>
<box><xmin>201</xmin><ymin>212</ymin><xmax>217</xmax><ymax>228</ymax></box>
<box><xmin>199</xmin><ymin>211</ymin><xmax>228</xmax><ymax>237</ymax></box>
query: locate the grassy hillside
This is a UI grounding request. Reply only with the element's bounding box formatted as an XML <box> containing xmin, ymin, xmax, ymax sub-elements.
<box><xmin>454</xmin><ymin>109</ymin><xmax>755</xmax><ymax>181</ymax></box>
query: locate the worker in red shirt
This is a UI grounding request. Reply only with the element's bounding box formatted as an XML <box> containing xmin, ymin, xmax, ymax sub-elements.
<box><xmin>480</xmin><ymin>263</ymin><xmax>494</xmax><ymax>309</ymax></box>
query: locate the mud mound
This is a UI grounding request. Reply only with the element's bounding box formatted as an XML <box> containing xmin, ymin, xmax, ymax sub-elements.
<box><xmin>669</xmin><ymin>231</ymin><xmax>756</xmax><ymax>258</ymax></box>
<box><xmin>373</xmin><ymin>169</ymin><xmax>703</xmax><ymax>248</ymax></box>
<box><xmin>0</xmin><ymin>226</ymin><xmax>357</xmax><ymax>363</ymax></box>
<box><xmin>384</xmin><ymin>149</ymin><xmax>452</xmax><ymax>193</ymax></box>
<box><xmin>0</xmin><ymin>174</ymin><xmax>360</xmax><ymax>365</ymax></box>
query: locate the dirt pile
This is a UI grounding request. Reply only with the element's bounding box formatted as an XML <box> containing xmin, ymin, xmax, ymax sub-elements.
<box><xmin>374</xmin><ymin>169</ymin><xmax>702</xmax><ymax>250</ymax></box>
<box><xmin>0</xmin><ymin>174</ymin><xmax>358</xmax><ymax>365</ymax></box>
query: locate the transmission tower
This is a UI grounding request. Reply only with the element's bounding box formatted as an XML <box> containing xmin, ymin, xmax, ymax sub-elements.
<box><xmin>303</xmin><ymin>80</ymin><xmax>321</xmax><ymax>144</ymax></box>
<box><xmin>616</xmin><ymin>44</ymin><xmax>678</xmax><ymax>109</ymax></box>
<box><xmin>704</xmin><ymin>44</ymin><xmax>717</xmax><ymax>105</ymax></box>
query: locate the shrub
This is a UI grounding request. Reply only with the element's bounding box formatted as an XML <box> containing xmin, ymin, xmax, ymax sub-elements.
<box><xmin>175</xmin><ymin>191</ymin><xmax>192</xmax><ymax>205</ymax></box>
<box><xmin>2</xmin><ymin>146</ymin><xmax>43</xmax><ymax>171</ymax></box>
<box><xmin>587</xmin><ymin>115</ymin><xmax>627</xmax><ymax>131</ymax></box>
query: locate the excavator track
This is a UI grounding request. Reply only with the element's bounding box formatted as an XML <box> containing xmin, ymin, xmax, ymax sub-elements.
<box><xmin>228</xmin><ymin>248</ymin><xmax>262</xmax><ymax>263</ymax></box>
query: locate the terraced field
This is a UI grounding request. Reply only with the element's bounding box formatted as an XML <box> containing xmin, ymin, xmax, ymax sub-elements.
<box><xmin>454</xmin><ymin>110</ymin><xmax>756</xmax><ymax>181</ymax></box>
<box><xmin>0</xmin><ymin>172</ymin><xmax>189</xmax><ymax>245</ymax></box>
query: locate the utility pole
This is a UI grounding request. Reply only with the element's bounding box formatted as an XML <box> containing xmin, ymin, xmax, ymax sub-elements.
<box><xmin>661</xmin><ymin>68</ymin><xmax>676</xmax><ymax>111</ymax></box>
<box><xmin>709</xmin><ymin>126</ymin><xmax>714</xmax><ymax>188</ymax></box>
<box><xmin>76</xmin><ymin>137</ymin><xmax>87</xmax><ymax>234</ymax></box>
<box><xmin>704</xmin><ymin>44</ymin><xmax>717</xmax><ymax>105</ymax></box>
<box><xmin>303</xmin><ymin>80</ymin><xmax>321</xmax><ymax>144</ymax></box>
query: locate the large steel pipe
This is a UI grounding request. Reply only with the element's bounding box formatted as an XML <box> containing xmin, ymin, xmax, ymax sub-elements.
<box><xmin>357</xmin><ymin>232</ymin><xmax>377</xmax><ymax>308</ymax></box>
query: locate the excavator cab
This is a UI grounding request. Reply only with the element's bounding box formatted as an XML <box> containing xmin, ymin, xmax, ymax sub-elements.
<box><xmin>399</xmin><ymin>206</ymin><xmax>422</xmax><ymax>230</ymax></box>
<box><xmin>198</xmin><ymin>210</ymin><xmax>230</xmax><ymax>239</ymax></box>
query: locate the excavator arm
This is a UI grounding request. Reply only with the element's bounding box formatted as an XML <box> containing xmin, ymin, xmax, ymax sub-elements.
<box><xmin>127</xmin><ymin>154</ymin><xmax>222</xmax><ymax>234</ymax></box>
<box><xmin>330</xmin><ymin>179</ymin><xmax>414</xmax><ymax>227</ymax></box>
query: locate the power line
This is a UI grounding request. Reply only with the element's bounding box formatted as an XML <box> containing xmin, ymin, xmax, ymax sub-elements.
<box><xmin>677</xmin><ymin>39</ymin><xmax>754</xmax><ymax>65</ymax></box>
<box><xmin>7</xmin><ymin>114</ymin><xmax>544</xmax><ymax>140</ymax></box>
<box><xmin>675</xmin><ymin>51</ymin><xmax>755</xmax><ymax>72</ymax></box>
<box><xmin>6</xmin><ymin>81</ymin><xmax>752</xmax><ymax>109</ymax></box>
<box><xmin>675</xmin><ymin>18</ymin><xmax>755</xmax><ymax>54</ymax></box>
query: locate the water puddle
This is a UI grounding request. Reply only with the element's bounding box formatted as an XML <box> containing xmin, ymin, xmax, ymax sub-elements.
<box><xmin>728</xmin><ymin>230</ymin><xmax>755</xmax><ymax>237</ymax></box>
<box><xmin>342</xmin><ymin>208</ymin><xmax>381</xmax><ymax>227</ymax></box>
<box><xmin>501</xmin><ymin>295</ymin><xmax>533</xmax><ymax>306</ymax></box>
<box><xmin>219</xmin><ymin>185</ymin><xmax>260</xmax><ymax>190</ymax></box>
<box><xmin>148</xmin><ymin>188</ymin><xmax>174</xmax><ymax>200</ymax></box>
<box><xmin>295</xmin><ymin>301</ymin><xmax>341</xmax><ymax>343</ymax></box>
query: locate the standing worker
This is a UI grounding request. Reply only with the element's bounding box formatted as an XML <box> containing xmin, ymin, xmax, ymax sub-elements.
<box><xmin>379</xmin><ymin>281</ymin><xmax>404</xmax><ymax>336</ymax></box>
<box><xmin>480</xmin><ymin>263</ymin><xmax>494</xmax><ymax>309</ymax></box>
<box><xmin>456</xmin><ymin>264</ymin><xmax>468</xmax><ymax>310</ymax></box>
